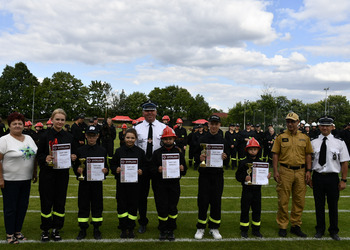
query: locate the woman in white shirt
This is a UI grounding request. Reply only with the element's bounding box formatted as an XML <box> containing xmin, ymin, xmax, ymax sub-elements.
<box><xmin>0</xmin><ymin>112</ymin><xmax>37</xmax><ymax>244</ymax></box>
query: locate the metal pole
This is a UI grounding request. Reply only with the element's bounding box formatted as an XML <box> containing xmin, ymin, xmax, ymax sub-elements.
<box><xmin>324</xmin><ymin>87</ymin><xmax>329</xmax><ymax>115</ymax></box>
<box><xmin>31</xmin><ymin>86</ymin><xmax>35</xmax><ymax>123</ymax></box>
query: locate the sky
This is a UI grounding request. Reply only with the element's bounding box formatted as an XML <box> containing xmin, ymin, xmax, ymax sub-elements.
<box><xmin>1</xmin><ymin>0</ymin><xmax>350</xmax><ymax>112</ymax></box>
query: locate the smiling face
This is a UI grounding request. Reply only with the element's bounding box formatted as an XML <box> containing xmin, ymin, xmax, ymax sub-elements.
<box><xmin>209</xmin><ymin>121</ymin><xmax>220</xmax><ymax>135</ymax></box>
<box><xmin>52</xmin><ymin>113</ymin><xmax>66</xmax><ymax>131</ymax></box>
<box><xmin>143</xmin><ymin>110</ymin><xmax>157</xmax><ymax>123</ymax></box>
<box><xmin>125</xmin><ymin>132</ymin><xmax>137</xmax><ymax>148</ymax></box>
<box><xmin>9</xmin><ymin>119</ymin><xmax>24</xmax><ymax>136</ymax></box>
<box><xmin>319</xmin><ymin>125</ymin><xmax>332</xmax><ymax>136</ymax></box>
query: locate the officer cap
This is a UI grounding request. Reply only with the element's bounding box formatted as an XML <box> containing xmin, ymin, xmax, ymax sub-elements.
<box><xmin>229</xmin><ymin>123</ymin><xmax>235</xmax><ymax>127</ymax></box>
<box><xmin>256</xmin><ymin>124</ymin><xmax>260</xmax><ymax>127</ymax></box>
<box><xmin>235</xmin><ymin>123</ymin><xmax>240</xmax><ymax>127</ymax></box>
<box><xmin>86</xmin><ymin>125</ymin><xmax>99</xmax><ymax>134</ymax></box>
<box><xmin>246</xmin><ymin>122</ymin><xmax>251</xmax><ymax>126</ymax></box>
<box><xmin>285</xmin><ymin>112</ymin><xmax>299</xmax><ymax>121</ymax></box>
<box><xmin>89</xmin><ymin>118</ymin><xmax>94</xmax><ymax>123</ymax></box>
<box><xmin>141</xmin><ymin>100</ymin><xmax>157</xmax><ymax>111</ymax></box>
<box><xmin>93</xmin><ymin>116</ymin><xmax>98</xmax><ymax>120</ymax></box>
<box><xmin>319</xmin><ymin>116</ymin><xmax>334</xmax><ymax>126</ymax></box>
<box><xmin>198</xmin><ymin>124</ymin><xmax>203</xmax><ymax>128</ymax></box>
<box><xmin>209</xmin><ymin>115</ymin><xmax>220</xmax><ymax>123</ymax></box>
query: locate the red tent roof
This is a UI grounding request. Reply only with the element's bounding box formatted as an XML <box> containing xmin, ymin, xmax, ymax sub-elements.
<box><xmin>192</xmin><ymin>119</ymin><xmax>208</xmax><ymax>124</ymax></box>
<box><xmin>135</xmin><ymin>117</ymin><xmax>145</xmax><ymax>122</ymax></box>
<box><xmin>112</xmin><ymin>116</ymin><xmax>133</xmax><ymax>121</ymax></box>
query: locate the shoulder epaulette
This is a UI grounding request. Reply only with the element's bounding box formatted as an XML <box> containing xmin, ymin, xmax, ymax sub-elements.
<box><xmin>334</xmin><ymin>135</ymin><xmax>344</xmax><ymax>141</ymax></box>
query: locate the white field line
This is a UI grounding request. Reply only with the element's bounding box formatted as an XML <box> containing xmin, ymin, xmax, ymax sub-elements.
<box><xmin>1</xmin><ymin>237</ymin><xmax>350</xmax><ymax>244</ymax></box>
<box><xmin>69</xmin><ymin>175</ymin><xmax>237</xmax><ymax>179</ymax></box>
<box><xmin>2</xmin><ymin>209</ymin><xmax>350</xmax><ymax>214</ymax></box>
<box><xmin>3</xmin><ymin>195</ymin><xmax>349</xmax><ymax>199</ymax></box>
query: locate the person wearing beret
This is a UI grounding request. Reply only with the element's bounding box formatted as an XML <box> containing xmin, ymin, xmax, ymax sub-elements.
<box><xmin>310</xmin><ymin>116</ymin><xmax>350</xmax><ymax>241</ymax></box>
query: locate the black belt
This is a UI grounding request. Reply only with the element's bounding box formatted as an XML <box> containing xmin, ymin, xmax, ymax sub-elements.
<box><xmin>313</xmin><ymin>171</ymin><xmax>338</xmax><ymax>176</ymax></box>
<box><xmin>280</xmin><ymin>163</ymin><xmax>305</xmax><ymax>170</ymax></box>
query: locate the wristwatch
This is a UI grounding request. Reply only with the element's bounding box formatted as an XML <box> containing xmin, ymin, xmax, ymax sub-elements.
<box><xmin>341</xmin><ymin>179</ymin><xmax>347</xmax><ymax>183</ymax></box>
<box><xmin>306</xmin><ymin>169</ymin><xmax>312</xmax><ymax>172</ymax></box>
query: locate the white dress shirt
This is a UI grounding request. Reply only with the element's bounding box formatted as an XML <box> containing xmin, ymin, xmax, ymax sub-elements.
<box><xmin>135</xmin><ymin>120</ymin><xmax>166</xmax><ymax>154</ymax></box>
<box><xmin>311</xmin><ymin>133</ymin><xmax>350</xmax><ymax>173</ymax></box>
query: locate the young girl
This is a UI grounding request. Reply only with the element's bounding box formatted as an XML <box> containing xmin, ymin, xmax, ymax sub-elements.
<box><xmin>151</xmin><ymin>126</ymin><xmax>187</xmax><ymax>241</ymax></box>
<box><xmin>110</xmin><ymin>128</ymin><xmax>145</xmax><ymax>238</ymax></box>
<box><xmin>235</xmin><ymin>138</ymin><xmax>271</xmax><ymax>238</ymax></box>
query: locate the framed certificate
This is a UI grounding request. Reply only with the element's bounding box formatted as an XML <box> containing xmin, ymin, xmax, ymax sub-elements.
<box><xmin>52</xmin><ymin>143</ymin><xmax>71</xmax><ymax>169</ymax></box>
<box><xmin>206</xmin><ymin>144</ymin><xmax>224</xmax><ymax>168</ymax></box>
<box><xmin>251</xmin><ymin>162</ymin><xmax>269</xmax><ymax>185</ymax></box>
<box><xmin>162</xmin><ymin>153</ymin><xmax>180</xmax><ymax>179</ymax></box>
<box><xmin>86</xmin><ymin>157</ymin><xmax>105</xmax><ymax>181</ymax></box>
<box><xmin>120</xmin><ymin>158</ymin><xmax>138</xmax><ymax>183</ymax></box>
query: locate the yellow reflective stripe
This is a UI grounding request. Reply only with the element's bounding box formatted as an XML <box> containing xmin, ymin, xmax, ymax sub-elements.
<box><xmin>158</xmin><ymin>216</ymin><xmax>168</xmax><ymax>221</ymax></box>
<box><xmin>231</xmin><ymin>157</ymin><xmax>237</xmax><ymax>161</ymax></box>
<box><xmin>41</xmin><ymin>212</ymin><xmax>52</xmax><ymax>218</ymax></box>
<box><xmin>168</xmin><ymin>214</ymin><xmax>178</xmax><ymax>219</ymax></box>
<box><xmin>118</xmin><ymin>212</ymin><xmax>128</xmax><ymax>218</ymax></box>
<box><xmin>107</xmin><ymin>157</ymin><xmax>113</xmax><ymax>159</ymax></box>
<box><xmin>209</xmin><ymin>216</ymin><xmax>221</xmax><ymax>224</ymax></box>
<box><xmin>52</xmin><ymin>211</ymin><xmax>65</xmax><ymax>217</ymax></box>
<box><xmin>252</xmin><ymin>221</ymin><xmax>261</xmax><ymax>226</ymax></box>
<box><xmin>92</xmin><ymin>217</ymin><xmax>103</xmax><ymax>222</ymax></box>
<box><xmin>240</xmin><ymin>222</ymin><xmax>249</xmax><ymax>226</ymax></box>
<box><xmin>128</xmin><ymin>214</ymin><xmax>137</xmax><ymax>220</ymax></box>
<box><xmin>197</xmin><ymin>218</ymin><xmax>208</xmax><ymax>224</ymax></box>
<box><xmin>78</xmin><ymin>218</ymin><xmax>89</xmax><ymax>223</ymax></box>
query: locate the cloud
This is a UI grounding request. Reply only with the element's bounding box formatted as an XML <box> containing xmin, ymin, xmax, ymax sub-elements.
<box><xmin>0</xmin><ymin>0</ymin><xmax>277</xmax><ymax>65</ymax></box>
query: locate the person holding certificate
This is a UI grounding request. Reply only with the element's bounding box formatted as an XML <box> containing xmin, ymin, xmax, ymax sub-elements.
<box><xmin>235</xmin><ymin>138</ymin><xmax>271</xmax><ymax>238</ymax></box>
<box><xmin>37</xmin><ymin>108</ymin><xmax>78</xmax><ymax>242</ymax></box>
<box><xmin>73</xmin><ymin>125</ymin><xmax>108</xmax><ymax>240</ymax></box>
<box><xmin>151</xmin><ymin>126</ymin><xmax>187</xmax><ymax>241</ymax></box>
<box><xmin>110</xmin><ymin>128</ymin><xmax>145</xmax><ymax>239</ymax></box>
<box><xmin>194</xmin><ymin>115</ymin><xmax>230</xmax><ymax>240</ymax></box>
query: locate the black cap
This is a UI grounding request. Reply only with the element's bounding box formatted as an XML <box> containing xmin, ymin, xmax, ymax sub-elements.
<box><xmin>89</xmin><ymin>118</ymin><xmax>94</xmax><ymax>123</ymax></box>
<box><xmin>93</xmin><ymin>116</ymin><xmax>98</xmax><ymax>120</ymax></box>
<box><xmin>209</xmin><ymin>115</ymin><xmax>221</xmax><ymax>122</ymax></box>
<box><xmin>235</xmin><ymin>123</ymin><xmax>240</xmax><ymax>127</ymax></box>
<box><xmin>256</xmin><ymin>124</ymin><xmax>260</xmax><ymax>127</ymax></box>
<box><xmin>268</xmin><ymin>124</ymin><xmax>273</xmax><ymax>127</ymax></box>
<box><xmin>198</xmin><ymin>124</ymin><xmax>203</xmax><ymax>128</ymax></box>
<box><xmin>229</xmin><ymin>123</ymin><xmax>235</xmax><ymax>127</ymax></box>
<box><xmin>86</xmin><ymin>125</ymin><xmax>99</xmax><ymax>134</ymax></box>
<box><xmin>79</xmin><ymin>114</ymin><xmax>85</xmax><ymax>119</ymax></box>
<box><xmin>318</xmin><ymin>116</ymin><xmax>334</xmax><ymax>126</ymax></box>
<box><xmin>141</xmin><ymin>100</ymin><xmax>157</xmax><ymax>111</ymax></box>
<box><xmin>246</xmin><ymin>122</ymin><xmax>251</xmax><ymax>126</ymax></box>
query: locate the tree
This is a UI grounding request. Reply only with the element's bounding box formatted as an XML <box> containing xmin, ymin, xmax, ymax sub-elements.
<box><xmin>0</xmin><ymin>62</ymin><xmax>39</xmax><ymax>117</ymax></box>
<box><xmin>148</xmin><ymin>85</ymin><xmax>193</xmax><ymax>121</ymax></box>
<box><xmin>124</xmin><ymin>92</ymin><xmax>148</xmax><ymax>119</ymax></box>
<box><xmin>188</xmin><ymin>94</ymin><xmax>211</xmax><ymax>121</ymax></box>
<box><xmin>87</xmin><ymin>80</ymin><xmax>112</xmax><ymax>117</ymax></box>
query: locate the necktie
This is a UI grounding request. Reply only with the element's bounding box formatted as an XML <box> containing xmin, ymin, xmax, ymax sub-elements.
<box><xmin>146</xmin><ymin>123</ymin><xmax>153</xmax><ymax>159</ymax></box>
<box><xmin>318</xmin><ymin>137</ymin><xmax>327</xmax><ymax>166</ymax></box>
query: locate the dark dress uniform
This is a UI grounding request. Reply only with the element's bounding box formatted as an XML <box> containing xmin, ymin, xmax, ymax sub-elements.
<box><xmin>236</xmin><ymin>156</ymin><xmax>263</xmax><ymax>233</ymax></box>
<box><xmin>192</xmin><ymin>130</ymin><xmax>206</xmax><ymax>169</ymax></box>
<box><xmin>196</xmin><ymin>132</ymin><xmax>230</xmax><ymax>229</ymax></box>
<box><xmin>151</xmin><ymin>145</ymin><xmax>187</xmax><ymax>233</ymax></box>
<box><xmin>119</xmin><ymin>131</ymin><xmax>126</xmax><ymax>147</ymax></box>
<box><xmin>71</xmin><ymin>122</ymin><xmax>85</xmax><ymax>148</ymax></box>
<box><xmin>174</xmin><ymin>126</ymin><xmax>187</xmax><ymax>153</ymax></box>
<box><xmin>264</xmin><ymin>131</ymin><xmax>276</xmax><ymax>165</ymax></box>
<box><xmin>110</xmin><ymin>145</ymin><xmax>146</xmax><ymax>233</ymax></box>
<box><xmin>37</xmin><ymin>128</ymin><xmax>77</xmax><ymax>232</ymax></box>
<box><xmin>73</xmin><ymin>144</ymin><xmax>108</xmax><ymax>230</ymax></box>
<box><xmin>187</xmin><ymin>129</ymin><xmax>195</xmax><ymax>167</ymax></box>
<box><xmin>101</xmin><ymin>123</ymin><xmax>116</xmax><ymax>157</ymax></box>
<box><xmin>225</xmin><ymin>130</ymin><xmax>239</xmax><ymax>169</ymax></box>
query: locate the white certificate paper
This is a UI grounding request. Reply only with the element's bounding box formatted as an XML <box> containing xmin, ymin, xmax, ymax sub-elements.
<box><xmin>120</xmin><ymin>158</ymin><xmax>138</xmax><ymax>183</ymax></box>
<box><xmin>52</xmin><ymin>144</ymin><xmax>71</xmax><ymax>169</ymax></box>
<box><xmin>86</xmin><ymin>157</ymin><xmax>105</xmax><ymax>181</ymax></box>
<box><xmin>162</xmin><ymin>153</ymin><xmax>180</xmax><ymax>179</ymax></box>
<box><xmin>252</xmin><ymin>162</ymin><xmax>269</xmax><ymax>185</ymax></box>
<box><xmin>206</xmin><ymin>144</ymin><xmax>224</xmax><ymax>168</ymax></box>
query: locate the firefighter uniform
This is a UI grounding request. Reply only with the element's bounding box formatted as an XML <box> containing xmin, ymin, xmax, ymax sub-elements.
<box><xmin>192</xmin><ymin>128</ymin><xmax>206</xmax><ymax>169</ymax></box>
<box><xmin>37</xmin><ymin>128</ymin><xmax>77</xmax><ymax>232</ymax></box>
<box><xmin>110</xmin><ymin>144</ymin><xmax>146</xmax><ymax>233</ymax></box>
<box><xmin>271</xmin><ymin>115</ymin><xmax>313</xmax><ymax>231</ymax></box>
<box><xmin>174</xmin><ymin>124</ymin><xmax>187</xmax><ymax>153</ymax></box>
<box><xmin>151</xmin><ymin>145</ymin><xmax>187</xmax><ymax>234</ymax></box>
<box><xmin>225</xmin><ymin>126</ymin><xmax>239</xmax><ymax>169</ymax></box>
<box><xmin>236</xmin><ymin>155</ymin><xmax>263</xmax><ymax>233</ymax></box>
<box><xmin>73</xmin><ymin>143</ymin><xmax>108</xmax><ymax>230</ymax></box>
<box><xmin>196</xmin><ymin>132</ymin><xmax>230</xmax><ymax>230</ymax></box>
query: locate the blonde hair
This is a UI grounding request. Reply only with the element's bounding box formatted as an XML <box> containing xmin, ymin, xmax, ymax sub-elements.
<box><xmin>51</xmin><ymin>108</ymin><xmax>67</xmax><ymax>120</ymax></box>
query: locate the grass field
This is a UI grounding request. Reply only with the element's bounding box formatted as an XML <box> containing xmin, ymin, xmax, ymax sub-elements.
<box><xmin>1</xmin><ymin>129</ymin><xmax>350</xmax><ymax>249</ymax></box>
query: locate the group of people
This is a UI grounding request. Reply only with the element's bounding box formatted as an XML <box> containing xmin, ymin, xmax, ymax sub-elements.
<box><xmin>0</xmin><ymin>102</ymin><xmax>349</xmax><ymax>244</ymax></box>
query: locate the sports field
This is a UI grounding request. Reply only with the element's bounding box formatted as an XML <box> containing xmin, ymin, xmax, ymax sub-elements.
<box><xmin>1</xmin><ymin>130</ymin><xmax>350</xmax><ymax>249</ymax></box>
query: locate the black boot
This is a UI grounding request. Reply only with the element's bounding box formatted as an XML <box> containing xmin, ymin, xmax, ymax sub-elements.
<box><xmin>76</xmin><ymin>229</ymin><xmax>87</xmax><ymax>240</ymax></box>
<box><xmin>93</xmin><ymin>227</ymin><xmax>102</xmax><ymax>240</ymax></box>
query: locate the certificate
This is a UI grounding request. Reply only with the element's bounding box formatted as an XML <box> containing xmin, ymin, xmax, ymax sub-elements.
<box><xmin>120</xmin><ymin>158</ymin><xmax>138</xmax><ymax>183</ymax></box>
<box><xmin>251</xmin><ymin>162</ymin><xmax>269</xmax><ymax>185</ymax></box>
<box><xmin>162</xmin><ymin>153</ymin><xmax>180</xmax><ymax>179</ymax></box>
<box><xmin>206</xmin><ymin>144</ymin><xmax>224</xmax><ymax>168</ymax></box>
<box><xmin>52</xmin><ymin>144</ymin><xmax>71</xmax><ymax>169</ymax></box>
<box><xmin>86</xmin><ymin>157</ymin><xmax>105</xmax><ymax>181</ymax></box>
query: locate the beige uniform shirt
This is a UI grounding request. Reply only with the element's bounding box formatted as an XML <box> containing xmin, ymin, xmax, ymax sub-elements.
<box><xmin>272</xmin><ymin>130</ymin><xmax>313</xmax><ymax>166</ymax></box>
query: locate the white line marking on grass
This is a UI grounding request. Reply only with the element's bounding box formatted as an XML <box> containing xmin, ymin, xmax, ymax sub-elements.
<box><xmin>2</xmin><ymin>237</ymin><xmax>350</xmax><ymax>244</ymax></box>
<box><xmin>3</xmin><ymin>195</ymin><xmax>350</xmax><ymax>199</ymax></box>
<box><xmin>5</xmin><ymin>209</ymin><xmax>350</xmax><ymax>214</ymax></box>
